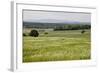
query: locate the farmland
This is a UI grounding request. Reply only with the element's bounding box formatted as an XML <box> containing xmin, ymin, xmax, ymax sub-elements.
<box><xmin>23</xmin><ymin>29</ymin><xmax>91</xmax><ymax>62</ymax></box>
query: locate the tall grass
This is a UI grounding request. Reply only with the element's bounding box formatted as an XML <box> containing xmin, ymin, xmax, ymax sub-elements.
<box><xmin>23</xmin><ymin>29</ymin><xmax>90</xmax><ymax>62</ymax></box>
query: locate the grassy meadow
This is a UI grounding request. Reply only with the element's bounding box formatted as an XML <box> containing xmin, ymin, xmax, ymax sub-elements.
<box><xmin>23</xmin><ymin>29</ymin><xmax>91</xmax><ymax>62</ymax></box>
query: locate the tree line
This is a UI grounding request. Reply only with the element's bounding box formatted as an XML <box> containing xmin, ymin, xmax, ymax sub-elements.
<box><xmin>54</xmin><ymin>24</ymin><xmax>91</xmax><ymax>31</ymax></box>
<box><xmin>23</xmin><ymin>22</ymin><xmax>91</xmax><ymax>30</ymax></box>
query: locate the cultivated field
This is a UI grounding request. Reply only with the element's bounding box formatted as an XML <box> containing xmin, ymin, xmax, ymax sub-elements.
<box><xmin>23</xmin><ymin>29</ymin><xmax>91</xmax><ymax>62</ymax></box>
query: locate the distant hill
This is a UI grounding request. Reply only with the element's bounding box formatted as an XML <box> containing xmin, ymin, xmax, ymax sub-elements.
<box><xmin>23</xmin><ymin>21</ymin><xmax>90</xmax><ymax>29</ymax></box>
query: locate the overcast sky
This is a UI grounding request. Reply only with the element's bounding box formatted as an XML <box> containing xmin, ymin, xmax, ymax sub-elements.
<box><xmin>23</xmin><ymin>10</ymin><xmax>91</xmax><ymax>23</ymax></box>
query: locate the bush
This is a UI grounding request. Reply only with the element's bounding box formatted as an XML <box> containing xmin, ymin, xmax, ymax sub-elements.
<box><xmin>29</xmin><ymin>30</ymin><xmax>39</xmax><ymax>37</ymax></box>
<box><xmin>81</xmin><ymin>30</ymin><xmax>85</xmax><ymax>34</ymax></box>
<box><xmin>23</xmin><ymin>33</ymin><xmax>27</xmax><ymax>36</ymax></box>
<box><xmin>44</xmin><ymin>32</ymin><xmax>48</xmax><ymax>34</ymax></box>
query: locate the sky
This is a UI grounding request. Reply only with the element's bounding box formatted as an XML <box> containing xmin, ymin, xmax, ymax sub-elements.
<box><xmin>23</xmin><ymin>10</ymin><xmax>91</xmax><ymax>23</ymax></box>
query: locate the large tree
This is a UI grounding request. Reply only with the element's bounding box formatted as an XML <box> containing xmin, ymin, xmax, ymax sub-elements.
<box><xmin>29</xmin><ymin>30</ymin><xmax>39</xmax><ymax>37</ymax></box>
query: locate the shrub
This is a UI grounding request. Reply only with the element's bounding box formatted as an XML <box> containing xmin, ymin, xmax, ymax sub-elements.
<box><xmin>81</xmin><ymin>30</ymin><xmax>85</xmax><ymax>34</ymax></box>
<box><xmin>44</xmin><ymin>32</ymin><xmax>48</xmax><ymax>34</ymax></box>
<box><xmin>29</xmin><ymin>30</ymin><xmax>39</xmax><ymax>37</ymax></box>
<box><xmin>23</xmin><ymin>33</ymin><xmax>27</xmax><ymax>36</ymax></box>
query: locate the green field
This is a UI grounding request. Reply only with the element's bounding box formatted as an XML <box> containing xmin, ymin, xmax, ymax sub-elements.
<box><xmin>23</xmin><ymin>29</ymin><xmax>91</xmax><ymax>62</ymax></box>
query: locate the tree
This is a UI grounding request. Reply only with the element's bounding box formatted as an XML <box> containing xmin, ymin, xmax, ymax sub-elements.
<box><xmin>29</xmin><ymin>30</ymin><xmax>39</xmax><ymax>37</ymax></box>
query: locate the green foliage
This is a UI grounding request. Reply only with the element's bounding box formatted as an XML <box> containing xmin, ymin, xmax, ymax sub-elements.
<box><xmin>23</xmin><ymin>33</ymin><xmax>27</xmax><ymax>36</ymax></box>
<box><xmin>81</xmin><ymin>30</ymin><xmax>85</xmax><ymax>34</ymax></box>
<box><xmin>44</xmin><ymin>32</ymin><xmax>48</xmax><ymax>34</ymax></box>
<box><xmin>54</xmin><ymin>24</ymin><xmax>91</xmax><ymax>31</ymax></box>
<box><xmin>29</xmin><ymin>30</ymin><xmax>39</xmax><ymax>37</ymax></box>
